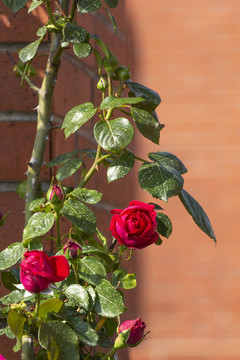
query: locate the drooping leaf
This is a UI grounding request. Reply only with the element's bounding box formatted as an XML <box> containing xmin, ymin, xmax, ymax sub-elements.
<box><xmin>107</xmin><ymin>150</ymin><xmax>135</xmax><ymax>183</ymax></box>
<box><xmin>111</xmin><ymin>269</ymin><xmax>137</xmax><ymax>290</ymax></box>
<box><xmin>94</xmin><ymin>118</ymin><xmax>134</xmax><ymax>152</ymax></box>
<box><xmin>77</xmin><ymin>0</ymin><xmax>101</xmax><ymax>14</ymax></box>
<box><xmin>28</xmin><ymin>0</ymin><xmax>43</xmax><ymax>13</ymax></box>
<box><xmin>90</xmin><ymin>34</ymin><xmax>109</xmax><ymax>57</ymax></box>
<box><xmin>156</xmin><ymin>212</ymin><xmax>172</xmax><ymax>238</ymax></box>
<box><xmin>56</xmin><ymin>158</ymin><xmax>82</xmax><ymax>182</ymax></box>
<box><xmin>19</xmin><ymin>39</ymin><xmax>41</xmax><ymax>63</ymax></box>
<box><xmin>104</xmin><ymin>0</ymin><xmax>119</xmax><ymax>9</ymax></box>
<box><xmin>22</xmin><ymin>212</ymin><xmax>55</xmax><ymax>245</ymax></box>
<box><xmin>104</xmin><ymin>7</ymin><xmax>117</xmax><ymax>34</ymax></box>
<box><xmin>65</xmin><ymin>284</ymin><xmax>89</xmax><ymax>311</ymax></box>
<box><xmin>138</xmin><ymin>162</ymin><xmax>184</xmax><ymax>202</ymax></box>
<box><xmin>61</xmin><ymin>103</ymin><xmax>97</xmax><ymax>138</ymax></box>
<box><xmin>131</xmin><ymin>107</ymin><xmax>162</xmax><ymax>144</ymax></box>
<box><xmin>39</xmin><ymin>321</ymin><xmax>79</xmax><ymax>360</ymax></box>
<box><xmin>78</xmin><ymin>256</ymin><xmax>107</xmax><ymax>286</ymax></box>
<box><xmin>179</xmin><ymin>189</ymin><xmax>216</xmax><ymax>242</ymax></box>
<box><xmin>148</xmin><ymin>151</ymin><xmax>188</xmax><ymax>174</ymax></box>
<box><xmin>2</xmin><ymin>0</ymin><xmax>28</xmax><ymax>13</ymax></box>
<box><xmin>94</xmin><ymin>279</ymin><xmax>125</xmax><ymax>317</ymax></box>
<box><xmin>70</xmin><ymin>318</ymin><xmax>98</xmax><ymax>346</ymax></box>
<box><xmin>61</xmin><ymin>198</ymin><xmax>96</xmax><ymax>235</ymax></box>
<box><xmin>7</xmin><ymin>310</ymin><xmax>26</xmax><ymax>340</ymax></box>
<box><xmin>73</xmin><ymin>43</ymin><xmax>92</xmax><ymax>58</ymax></box>
<box><xmin>127</xmin><ymin>81</ymin><xmax>161</xmax><ymax>110</ymax></box>
<box><xmin>0</xmin><ymin>243</ymin><xmax>24</xmax><ymax>270</ymax></box>
<box><xmin>38</xmin><ymin>298</ymin><xmax>63</xmax><ymax>320</ymax></box>
<box><xmin>62</xmin><ymin>23</ymin><xmax>87</xmax><ymax>47</ymax></box>
<box><xmin>70</xmin><ymin>188</ymin><xmax>102</xmax><ymax>204</ymax></box>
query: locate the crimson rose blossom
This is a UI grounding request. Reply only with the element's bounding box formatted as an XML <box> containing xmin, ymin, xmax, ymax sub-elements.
<box><xmin>118</xmin><ymin>317</ymin><xmax>146</xmax><ymax>345</ymax></box>
<box><xmin>20</xmin><ymin>250</ymin><xmax>70</xmax><ymax>293</ymax></box>
<box><xmin>109</xmin><ymin>200</ymin><xmax>159</xmax><ymax>249</ymax></box>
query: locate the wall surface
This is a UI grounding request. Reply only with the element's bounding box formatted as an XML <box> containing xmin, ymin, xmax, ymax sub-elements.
<box><xmin>125</xmin><ymin>1</ymin><xmax>240</xmax><ymax>360</ymax></box>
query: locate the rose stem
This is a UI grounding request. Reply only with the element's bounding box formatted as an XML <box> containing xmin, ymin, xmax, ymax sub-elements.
<box><xmin>94</xmin><ymin>317</ymin><xmax>107</xmax><ymax>332</ymax></box>
<box><xmin>35</xmin><ymin>293</ymin><xmax>41</xmax><ymax>318</ymax></box>
<box><xmin>55</xmin><ymin>211</ymin><xmax>61</xmax><ymax>250</ymax></box>
<box><xmin>73</xmin><ymin>263</ymin><xmax>79</xmax><ymax>284</ymax></box>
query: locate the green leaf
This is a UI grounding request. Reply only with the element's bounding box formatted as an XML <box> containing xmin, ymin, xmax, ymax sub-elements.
<box><xmin>93</xmin><ymin>49</ymin><xmax>102</xmax><ymax>74</ymax></box>
<box><xmin>77</xmin><ymin>0</ymin><xmax>101</xmax><ymax>14</ymax></box>
<box><xmin>70</xmin><ymin>318</ymin><xmax>98</xmax><ymax>346</ymax></box>
<box><xmin>61</xmin><ymin>198</ymin><xmax>96</xmax><ymax>235</ymax></box>
<box><xmin>0</xmin><ymin>326</ymin><xmax>15</xmax><ymax>339</ymax></box>
<box><xmin>179</xmin><ymin>190</ymin><xmax>216</xmax><ymax>242</ymax></box>
<box><xmin>127</xmin><ymin>81</ymin><xmax>161</xmax><ymax>110</ymax></box>
<box><xmin>1</xmin><ymin>270</ymin><xmax>19</xmax><ymax>291</ymax></box>
<box><xmin>19</xmin><ymin>39</ymin><xmax>41</xmax><ymax>63</ymax></box>
<box><xmin>28</xmin><ymin>0</ymin><xmax>43</xmax><ymax>13</ymax></box>
<box><xmin>90</xmin><ymin>34</ymin><xmax>109</xmax><ymax>57</ymax></box>
<box><xmin>56</xmin><ymin>158</ymin><xmax>82</xmax><ymax>182</ymax></box>
<box><xmin>73</xmin><ymin>43</ymin><xmax>92</xmax><ymax>58</ymax></box>
<box><xmin>28</xmin><ymin>237</ymin><xmax>43</xmax><ymax>251</ymax></box>
<box><xmin>148</xmin><ymin>152</ymin><xmax>188</xmax><ymax>174</ymax></box>
<box><xmin>61</xmin><ymin>102</ymin><xmax>97</xmax><ymax>138</ymax></box>
<box><xmin>0</xmin><ymin>243</ymin><xmax>24</xmax><ymax>270</ymax></box>
<box><xmin>81</xmin><ymin>246</ymin><xmax>113</xmax><ymax>265</ymax></box>
<box><xmin>94</xmin><ymin>279</ymin><xmax>125</xmax><ymax>317</ymax></box>
<box><xmin>22</xmin><ymin>212</ymin><xmax>55</xmax><ymax>245</ymax></box>
<box><xmin>107</xmin><ymin>150</ymin><xmax>135</xmax><ymax>183</ymax></box>
<box><xmin>65</xmin><ymin>284</ymin><xmax>89</xmax><ymax>311</ymax></box>
<box><xmin>1</xmin><ymin>290</ymin><xmax>22</xmax><ymax>306</ymax></box>
<box><xmin>16</xmin><ymin>180</ymin><xmax>27</xmax><ymax>199</ymax></box>
<box><xmin>62</xmin><ymin>23</ymin><xmax>87</xmax><ymax>46</ymax></box>
<box><xmin>47</xmin><ymin>151</ymin><xmax>78</xmax><ymax>167</ymax></box>
<box><xmin>39</xmin><ymin>321</ymin><xmax>79</xmax><ymax>360</ymax></box>
<box><xmin>104</xmin><ymin>0</ymin><xmax>119</xmax><ymax>8</ymax></box>
<box><xmin>7</xmin><ymin>310</ymin><xmax>26</xmax><ymax>340</ymax></box>
<box><xmin>29</xmin><ymin>198</ymin><xmax>45</xmax><ymax>212</ymax></box>
<box><xmin>138</xmin><ymin>162</ymin><xmax>184</xmax><ymax>202</ymax></box>
<box><xmin>36</xmin><ymin>25</ymin><xmax>47</xmax><ymax>37</ymax></box>
<box><xmin>78</xmin><ymin>256</ymin><xmax>107</xmax><ymax>286</ymax></box>
<box><xmin>131</xmin><ymin>107</ymin><xmax>162</xmax><ymax>144</ymax></box>
<box><xmin>104</xmin><ymin>318</ymin><xmax>117</xmax><ymax>337</ymax></box>
<box><xmin>39</xmin><ymin>298</ymin><xmax>63</xmax><ymax>320</ymax></box>
<box><xmin>71</xmin><ymin>188</ymin><xmax>102</xmax><ymax>204</ymax></box>
<box><xmin>156</xmin><ymin>212</ymin><xmax>172</xmax><ymax>238</ymax></box>
<box><xmin>94</xmin><ymin>118</ymin><xmax>134</xmax><ymax>152</ymax></box>
<box><xmin>111</xmin><ymin>269</ymin><xmax>137</xmax><ymax>290</ymax></box>
<box><xmin>99</xmin><ymin>96</ymin><xmax>144</xmax><ymax>110</ymax></box>
<box><xmin>2</xmin><ymin>0</ymin><xmax>28</xmax><ymax>13</ymax></box>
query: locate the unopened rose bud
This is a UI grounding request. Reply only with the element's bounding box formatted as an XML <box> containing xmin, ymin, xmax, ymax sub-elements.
<box><xmin>117</xmin><ymin>317</ymin><xmax>146</xmax><ymax>346</ymax></box>
<box><xmin>47</xmin><ymin>184</ymin><xmax>65</xmax><ymax>211</ymax></box>
<box><xmin>63</xmin><ymin>240</ymin><xmax>82</xmax><ymax>260</ymax></box>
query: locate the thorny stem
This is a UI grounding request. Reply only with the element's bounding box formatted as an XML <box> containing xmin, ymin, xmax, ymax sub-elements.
<box><xmin>21</xmin><ymin>335</ymin><xmax>34</xmax><ymax>360</ymax></box>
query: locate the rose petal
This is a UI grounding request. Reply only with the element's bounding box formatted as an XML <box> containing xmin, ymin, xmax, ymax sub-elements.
<box><xmin>49</xmin><ymin>255</ymin><xmax>70</xmax><ymax>282</ymax></box>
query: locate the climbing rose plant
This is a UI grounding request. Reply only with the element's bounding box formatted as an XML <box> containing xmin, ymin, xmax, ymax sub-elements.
<box><xmin>0</xmin><ymin>0</ymin><xmax>216</xmax><ymax>359</ymax></box>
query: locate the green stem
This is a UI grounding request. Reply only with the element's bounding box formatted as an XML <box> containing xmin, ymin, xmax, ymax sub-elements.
<box><xmin>24</xmin><ymin>32</ymin><xmax>64</xmax><ymax>225</ymax></box>
<box><xmin>45</xmin><ymin>0</ymin><xmax>57</xmax><ymax>26</ymax></box>
<box><xmin>73</xmin><ymin>263</ymin><xmax>79</xmax><ymax>284</ymax></box>
<box><xmin>80</xmin><ymin>144</ymin><xmax>102</xmax><ymax>187</ymax></box>
<box><xmin>69</xmin><ymin>0</ymin><xmax>78</xmax><ymax>22</ymax></box>
<box><xmin>107</xmin><ymin>73</ymin><xmax>113</xmax><ymax>96</ymax></box>
<box><xmin>94</xmin><ymin>316</ymin><xmax>106</xmax><ymax>332</ymax></box>
<box><xmin>102</xmin><ymin>347</ymin><xmax>117</xmax><ymax>360</ymax></box>
<box><xmin>35</xmin><ymin>293</ymin><xmax>41</xmax><ymax>318</ymax></box>
<box><xmin>21</xmin><ymin>335</ymin><xmax>34</xmax><ymax>360</ymax></box>
<box><xmin>55</xmin><ymin>211</ymin><xmax>61</xmax><ymax>250</ymax></box>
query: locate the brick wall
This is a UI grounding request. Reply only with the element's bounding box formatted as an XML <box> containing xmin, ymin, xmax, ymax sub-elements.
<box><xmin>125</xmin><ymin>1</ymin><xmax>240</xmax><ymax>359</ymax></box>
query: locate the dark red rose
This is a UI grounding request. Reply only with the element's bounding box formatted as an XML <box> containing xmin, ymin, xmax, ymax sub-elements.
<box><xmin>109</xmin><ymin>200</ymin><xmax>159</xmax><ymax>249</ymax></box>
<box><xmin>118</xmin><ymin>317</ymin><xmax>146</xmax><ymax>345</ymax></box>
<box><xmin>63</xmin><ymin>240</ymin><xmax>82</xmax><ymax>260</ymax></box>
<box><xmin>20</xmin><ymin>250</ymin><xmax>70</xmax><ymax>293</ymax></box>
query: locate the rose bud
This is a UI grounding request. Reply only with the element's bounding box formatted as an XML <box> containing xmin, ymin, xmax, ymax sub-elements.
<box><xmin>109</xmin><ymin>200</ymin><xmax>159</xmax><ymax>249</ymax></box>
<box><xmin>20</xmin><ymin>250</ymin><xmax>70</xmax><ymax>293</ymax></box>
<box><xmin>47</xmin><ymin>183</ymin><xmax>65</xmax><ymax>211</ymax></box>
<box><xmin>0</xmin><ymin>354</ymin><xmax>7</xmax><ymax>360</ymax></box>
<box><xmin>113</xmin><ymin>317</ymin><xmax>146</xmax><ymax>350</ymax></box>
<box><xmin>63</xmin><ymin>240</ymin><xmax>82</xmax><ymax>260</ymax></box>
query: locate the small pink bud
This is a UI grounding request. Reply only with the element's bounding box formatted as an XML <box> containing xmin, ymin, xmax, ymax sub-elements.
<box><xmin>63</xmin><ymin>240</ymin><xmax>82</xmax><ymax>260</ymax></box>
<box><xmin>49</xmin><ymin>185</ymin><xmax>65</xmax><ymax>202</ymax></box>
<box><xmin>118</xmin><ymin>317</ymin><xmax>146</xmax><ymax>345</ymax></box>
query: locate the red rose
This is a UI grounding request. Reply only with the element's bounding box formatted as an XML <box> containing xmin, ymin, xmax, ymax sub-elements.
<box><xmin>109</xmin><ymin>200</ymin><xmax>159</xmax><ymax>249</ymax></box>
<box><xmin>118</xmin><ymin>317</ymin><xmax>146</xmax><ymax>345</ymax></box>
<box><xmin>49</xmin><ymin>184</ymin><xmax>65</xmax><ymax>202</ymax></box>
<box><xmin>20</xmin><ymin>250</ymin><xmax>70</xmax><ymax>293</ymax></box>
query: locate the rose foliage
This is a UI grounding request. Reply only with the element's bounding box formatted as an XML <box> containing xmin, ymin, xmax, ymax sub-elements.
<box><xmin>0</xmin><ymin>0</ymin><xmax>216</xmax><ymax>359</ymax></box>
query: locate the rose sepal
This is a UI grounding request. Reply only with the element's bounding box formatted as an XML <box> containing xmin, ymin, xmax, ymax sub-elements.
<box><xmin>113</xmin><ymin>329</ymin><xmax>131</xmax><ymax>349</ymax></box>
